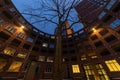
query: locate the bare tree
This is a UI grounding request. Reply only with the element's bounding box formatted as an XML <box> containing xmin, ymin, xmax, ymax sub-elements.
<box><xmin>21</xmin><ymin>0</ymin><xmax>81</xmax><ymax>80</ymax></box>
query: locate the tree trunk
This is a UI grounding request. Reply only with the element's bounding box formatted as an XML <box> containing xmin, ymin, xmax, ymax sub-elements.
<box><xmin>53</xmin><ymin>26</ymin><xmax>62</xmax><ymax>80</ymax></box>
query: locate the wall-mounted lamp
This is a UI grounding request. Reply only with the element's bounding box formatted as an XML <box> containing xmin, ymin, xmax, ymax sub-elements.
<box><xmin>20</xmin><ymin>26</ymin><xmax>24</xmax><ymax>29</ymax></box>
<box><xmin>92</xmin><ymin>28</ymin><xmax>96</xmax><ymax>32</ymax></box>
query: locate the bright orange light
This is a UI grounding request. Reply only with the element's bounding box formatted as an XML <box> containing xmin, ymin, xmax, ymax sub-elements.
<box><xmin>92</xmin><ymin>28</ymin><xmax>96</xmax><ymax>32</ymax></box>
<box><xmin>20</xmin><ymin>26</ymin><xmax>24</xmax><ymax>29</ymax></box>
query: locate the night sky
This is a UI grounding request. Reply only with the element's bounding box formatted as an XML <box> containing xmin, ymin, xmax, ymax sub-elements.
<box><xmin>12</xmin><ymin>0</ymin><xmax>83</xmax><ymax>34</ymax></box>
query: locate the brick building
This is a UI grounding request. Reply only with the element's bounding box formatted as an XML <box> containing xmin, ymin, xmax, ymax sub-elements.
<box><xmin>0</xmin><ymin>0</ymin><xmax>120</xmax><ymax>80</ymax></box>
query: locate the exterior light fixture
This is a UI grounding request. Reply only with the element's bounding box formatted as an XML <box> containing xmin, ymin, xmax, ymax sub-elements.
<box><xmin>20</xmin><ymin>26</ymin><xmax>24</xmax><ymax>29</ymax></box>
<box><xmin>42</xmin><ymin>43</ymin><xmax>48</xmax><ymax>47</ymax></box>
<box><xmin>92</xmin><ymin>28</ymin><xmax>96</xmax><ymax>32</ymax></box>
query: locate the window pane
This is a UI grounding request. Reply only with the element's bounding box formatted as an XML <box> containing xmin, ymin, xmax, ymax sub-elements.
<box><xmin>8</xmin><ymin>61</ymin><xmax>22</xmax><ymax>72</ymax></box>
<box><xmin>105</xmin><ymin>60</ymin><xmax>120</xmax><ymax>72</ymax></box>
<box><xmin>110</xmin><ymin>19</ymin><xmax>120</xmax><ymax>28</ymax></box>
<box><xmin>0</xmin><ymin>58</ymin><xmax>7</xmax><ymax>72</ymax></box>
<box><xmin>3</xmin><ymin>47</ymin><xmax>16</xmax><ymax>55</ymax></box>
<box><xmin>72</xmin><ymin>65</ymin><xmax>80</xmax><ymax>73</ymax></box>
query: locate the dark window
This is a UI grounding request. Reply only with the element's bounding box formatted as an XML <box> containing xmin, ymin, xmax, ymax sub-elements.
<box><xmin>27</xmin><ymin>37</ymin><xmax>34</xmax><ymax>43</ymax></box>
<box><xmin>3</xmin><ymin>11</ymin><xmax>12</xmax><ymax>19</ymax></box>
<box><xmin>0</xmin><ymin>31</ymin><xmax>10</xmax><ymax>40</ymax></box>
<box><xmin>96</xmin><ymin>24</ymin><xmax>103</xmax><ymax>29</ymax></box>
<box><xmin>103</xmin><ymin>15</ymin><xmax>112</xmax><ymax>23</ymax></box>
<box><xmin>62</xmin><ymin>45</ymin><xmax>67</xmax><ymax>48</ymax></box>
<box><xmin>91</xmin><ymin>35</ymin><xmax>98</xmax><ymax>40</ymax></box>
<box><xmin>104</xmin><ymin>35</ymin><xmax>117</xmax><ymax>43</ymax></box>
<box><xmin>85</xmin><ymin>45</ymin><xmax>93</xmax><ymax>51</ymax></box>
<box><xmin>70</xmin><ymin>50</ymin><xmax>75</xmax><ymax>54</ymax></box>
<box><xmin>0</xmin><ymin>4</ymin><xmax>3</xmax><ymax>7</ymax></box>
<box><xmin>112</xmin><ymin>2</ymin><xmax>120</xmax><ymax>12</ymax></box>
<box><xmin>4</xmin><ymin>0</ymin><xmax>10</xmax><ymax>4</ymax></box>
<box><xmin>35</xmin><ymin>40</ymin><xmax>41</xmax><ymax>44</ymax></box>
<box><xmin>66</xmin><ymin>65</ymin><xmax>70</xmax><ymax>78</ymax></box>
<box><xmin>100</xmin><ymin>49</ymin><xmax>110</xmax><ymax>56</ymax></box>
<box><xmin>49</xmin><ymin>50</ymin><xmax>54</xmax><ymax>54</ymax></box>
<box><xmin>68</xmin><ymin>39</ymin><xmax>73</xmax><ymax>42</ymax></box>
<box><xmin>62</xmin><ymin>40</ymin><xmax>67</xmax><ymax>43</ymax></box>
<box><xmin>23</xmin><ymin>44</ymin><xmax>31</xmax><ymax>49</ymax></box>
<box><xmin>88</xmin><ymin>30</ymin><xmax>93</xmax><ymax>35</ymax></box>
<box><xmin>71</xmin><ymin>57</ymin><xmax>77</xmax><ymax>61</ymax></box>
<box><xmin>29</xmin><ymin>55</ymin><xmax>37</xmax><ymax>61</ymax></box>
<box><xmin>11</xmin><ymin>39</ymin><xmax>21</xmax><ymax>47</ymax></box>
<box><xmin>112</xmin><ymin>43</ymin><xmax>120</xmax><ymax>52</ymax></box>
<box><xmin>94</xmin><ymin>41</ymin><xmax>103</xmax><ymax>47</ymax></box>
<box><xmin>35</xmin><ymin>66</ymin><xmax>40</xmax><ymax>73</ymax></box>
<box><xmin>41</xmin><ymin>48</ymin><xmax>47</xmax><ymax>53</ymax></box>
<box><xmin>99</xmin><ymin>29</ymin><xmax>109</xmax><ymax>36</ymax></box>
<box><xmin>13</xmin><ymin>21</ymin><xmax>21</xmax><ymax>27</ymax></box>
<box><xmin>64</xmin><ymin>58</ymin><xmax>69</xmax><ymax>62</ymax></box>
<box><xmin>45</xmin><ymin>64</ymin><xmax>52</xmax><ymax>72</ymax></box>
<box><xmin>30</xmin><ymin>32</ymin><xmax>36</xmax><ymax>37</ymax></box>
<box><xmin>32</xmin><ymin>47</ymin><xmax>39</xmax><ymax>51</ymax></box>
<box><xmin>49</xmin><ymin>44</ymin><xmax>55</xmax><ymax>48</ymax></box>
<box><xmin>69</xmin><ymin>44</ymin><xmax>74</xmax><ymax>47</ymax></box>
<box><xmin>62</xmin><ymin>50</ymin><xmax>68</xmax><ymax>54</ymax></box>
<box><xmin>117</xmin><ymin>30</ymin><xmax>120</xmax><ymax>34</ymax></box>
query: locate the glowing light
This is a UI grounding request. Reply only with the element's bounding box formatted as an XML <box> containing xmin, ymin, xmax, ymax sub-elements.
<box><xmin>72</xmin><ymin>65</ymin><xmax>80</xmax><ymax>73</ymax></box>
<box><xmin>20</xmin><ymin>26</ymin><xmax>24</xmax><ymax>29</ymax></box>
<box><xmin>105</xmin><ymin>60</ymin><xmax>120</xmax><ymax>72</ymax></box>
<box><xmin>92</xmin><ymin>28</ymin><xmax>96</xmax><ymax>32</ymax></box>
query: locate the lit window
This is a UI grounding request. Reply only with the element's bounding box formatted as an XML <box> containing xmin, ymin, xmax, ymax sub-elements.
<box><xmin>27</xmin><ymin>37</ymin><xmax>34</xmax><ymax>43</ymax></box>
<box><xmin>72</xmin><ymin>65</ymin><xmax>80</xmax><ymax>73</ymax></box>
<box><xmin>0</xmin><ymin>58</ymin><xmax>7</xmax><ymax>72</ymax></box>
<box><xmin>84</xmin><ymin>64</ymin><xmax>109</xmax><ymax>80</ymax></box>
<box><xmin>3</xmin><ymin>47</ymin><xmax>16</xmax><ymax>55</ymax></box>
<box><xmin>9</xmin><ymin>7</ymin><xmax>16</xmax><ymax>12</ymax></box>
<box><xmin>79</xmin><ymin>30</ymin><xmax>84</xmax><ymax>34</ymax></box>
<box><xmin>49</xmin><ymin>44</ymin><xmax>55</xmax><ymax>48</ymax></box>
<box><xmin>95</xmin><ymin>64</ymin><xmax>109</xmax><ymax>80</ymax></box>
<box><xmin>45</xmin><ymin>34</ymin><xmax>50</xmax><ymax>37</ymax></box>
<box><xmin>110</xmin><ymin>19</ymin><xmax>120</xmax><ymax>29</ymax></box>
<box><xmin>18</xmin><ymin>33</ymin><xmax>25</xmax><ymax>39</ymax></box>
<box><xmin>91</xmin><ymin>56</ymin><xmax>97</xmax><ymax>59</ymax></box>
<box><xmin>40</xmin><ymin>32</ymin><xmax>44</xmax><ymax>35</ymax></box>
<box><xmin>38</xmin><ymin>56</ymin><xmax>45</xmax><ymax>62</ymax></box>
<box><xmin>5</xmin><ymin>26</ymin><xmax>16</xmax><ymax>34</ymax></box>
<box><xmin>81</xmin><ymin>55</ymin><xmax>87</xmax><ymax>60</ymax></box>
<box><xmin>33</xmin><ymin>28</ymin><xmax>38</xmax><ymax>33</ymax></box>
<box><xmin>98</xmin><ymin>11</ymin><xmax>106</xmax><ymax>19</ymax></box>
<box><xmin>8</xmin><ymin>61</ymin><xmax>22</xmax><ymax>72</ymax></box>
<box><xmin>83</xmin><ymin>65</ymin><xmax>95</xmax><ymax>80</ymax></box>
<box><xmin>81</xmin><ymin>57</ymin><xmax>87</xmax><ymax>60</ymax></box>
<box><xmin>42</xmin><ymin>43</ymin><xmax>48</xmax><ymax>47</ymax></box>
<box><xmin>18</xmin><ymin>17</ymin><xmax>26</xmax><ymax>23</ymax></box>
<box><xmin>88</xmin><ymin>0</ymin><xmax>107</xmax><ymax>7</ymax></box>
<box><xmin>0</xmin><ymin>18</ymin><xmax>5</xmax><ymax>25</ymax></box>
<box><xmin>88</xmin><ymin>53</ymin><xmax>97</xmax><ymax>59</ymax></box>
<box><xmin>51</xmin><ymin>36</ymin><xmax>55</xmax><ymax>39</ymax></box>
<box><xmin>106</xmin><ymin>0</ymin><xmax>117</xmax><ymax>10</ymax></box>
<box><xmin>105</xmin><ymin>60</ymin><xmax>120</xmax><ymax>72</ymax></box>
<box><xmin>47</xmin><ymin>57</ymin><xmax>53</xmax><ymax>62</ymax></box>
<box><xmin>26</xmin><ymin>24</ymin><xmax>32</xmax><ymax>29</ymax></box>
<box><xmin>17</xmin><ymin>51</ymin><xmax>26</xmax><ymax>58</ymax></box>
